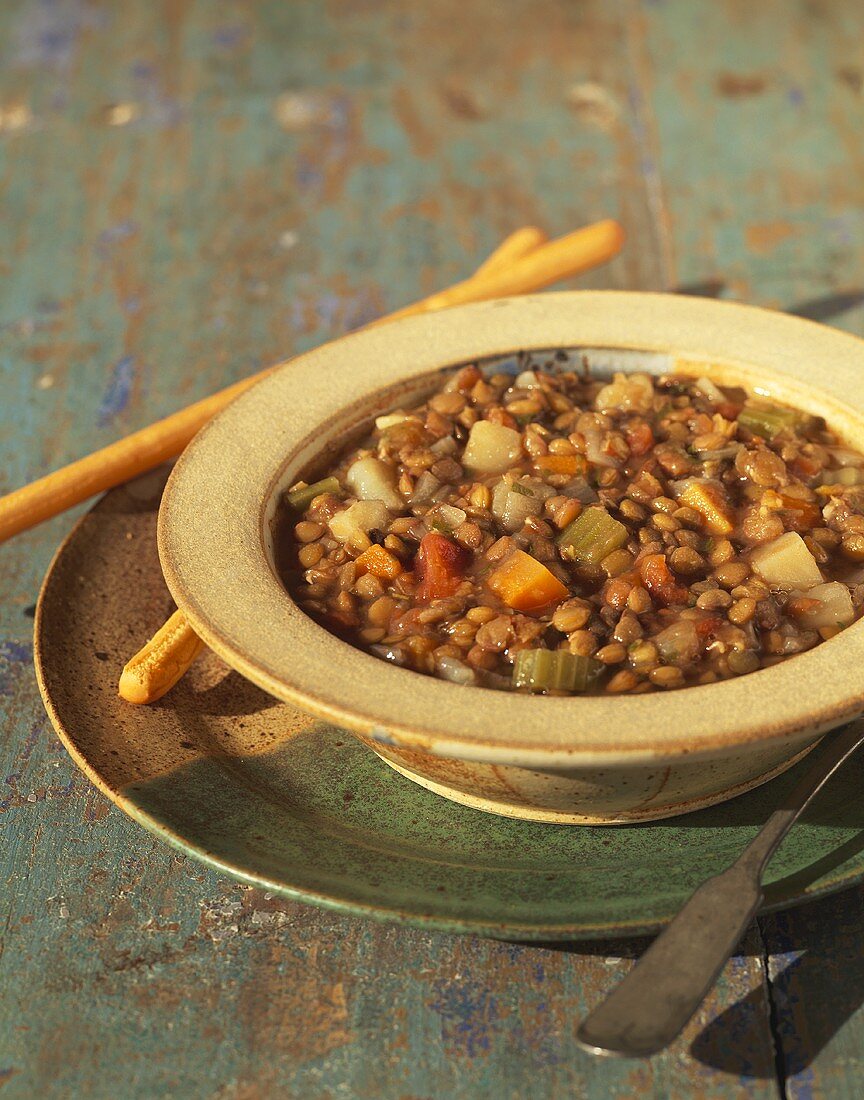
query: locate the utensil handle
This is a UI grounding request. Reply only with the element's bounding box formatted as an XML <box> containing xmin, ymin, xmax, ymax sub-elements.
<box><xmin>578</xmin><ymin>720</ymin><xmax>864</xmax><ymax>1058</ymax></box>
<box><xmin>576</xmin><ymin>863</ymin><xmax>762</xmax><ymax>1058</ymax></box>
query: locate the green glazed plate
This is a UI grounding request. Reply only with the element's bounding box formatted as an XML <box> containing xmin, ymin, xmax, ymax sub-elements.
<box><xmin>34</xmin><ymin>469</ymin><xmax>864</xmax><ymax>940</ymax></box>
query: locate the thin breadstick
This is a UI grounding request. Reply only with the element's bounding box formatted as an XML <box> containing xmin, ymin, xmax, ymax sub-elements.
<box><xmin>118</xmin><ymin>225</ymin><xmax>557</xmax><ymax>703</ymax></box>
<box><xmin>470</xmin><ymin>226</ymin><xmax>548</xmax><ymax>278</ymax></box>
<box><xmin>118</xmin><ymin>609</ymin><xmax>206</xmax><ymax>704</ymax></box>
<box><xmin>119</xmin><ymin>220</ymin><xmax>624</xmax><ymax>704</ymax></box>
<box><xmin>0</xmin><ymin>220</ymin><xmax>622</xmax><ymax>545</ymax></box>
<box><xmin>383</xmin><ymin>219</ymin><xmax>624</xmax><ymax>323</ymax></box>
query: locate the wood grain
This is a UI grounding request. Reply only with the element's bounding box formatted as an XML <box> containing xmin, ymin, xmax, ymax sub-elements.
<box><xmin>1</xmin><ymin>0</ymin><xmax>862</xmax><ymax>1096</ymax></box>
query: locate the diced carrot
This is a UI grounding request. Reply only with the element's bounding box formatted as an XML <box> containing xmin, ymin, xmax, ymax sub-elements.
<box><xmin>354</xmin><ymin>544</ymin><xmax>403</xmax><ymax>581</ymax></box>
<box><xmin>487</xmin><ymin>549</ymin><xmax>569</xmax><ymax>612</ymax></box>
<box><xmin>678</xmin><ymin>480</ymin><xmax>735</xmax><ymax>535</ymax></box>
<box><xmin>778</xmin><ymin>492</ymin><xmax>821</xmax><ymax>531</ymax></box>
<box><xmin>415</xmin><ymin>533</ymin><xmax>471</xmax><ymax>602</ymax></box>
<box><xmin>534</xmin><ymin>454</ymin><xmax>587</xmax><ymax>476</ymax></box>
<box><xmin>624</xmin><ymin>420</ymin><xmax>655</xmax><ymax>456</ymax></box>
<box><xmin>638</xmin><ymin>554</ymin><xmax>689</xmax><ymax>606</ymax></box>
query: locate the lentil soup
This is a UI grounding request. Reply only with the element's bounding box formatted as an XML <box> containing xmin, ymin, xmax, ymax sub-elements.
<box><xmin>281</xmin><ymin>354</ymin><xmax>864</xmax><ymax>695</ymax></box>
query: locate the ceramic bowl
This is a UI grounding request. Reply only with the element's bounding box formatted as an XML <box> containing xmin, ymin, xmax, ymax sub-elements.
<box><xmin>158</xmin><ymin>292</ymin><xmax>864</xmax><ymax>824</ymax></box>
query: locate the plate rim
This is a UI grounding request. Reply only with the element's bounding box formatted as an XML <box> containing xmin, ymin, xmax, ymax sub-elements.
<box><xmin>32</xmin><ymin>478</ymin><xmax>864</xmax><ymax>941</ymax></box>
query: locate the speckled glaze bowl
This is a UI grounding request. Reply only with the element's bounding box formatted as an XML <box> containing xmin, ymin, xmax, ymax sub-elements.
<box><xmin>158</xmin><ymin>292</ymin><xmax>864</xmax><ymax>824</ymax></box>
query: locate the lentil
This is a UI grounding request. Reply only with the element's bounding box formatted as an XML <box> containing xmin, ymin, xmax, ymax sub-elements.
<box><xmin>283</xmin><ymin>361</ymin><xmax>864</xmax><ymax>694</ymax></box>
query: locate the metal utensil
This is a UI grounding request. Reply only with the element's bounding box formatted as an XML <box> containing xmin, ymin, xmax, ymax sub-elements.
<box><xmin>577</xmin><ymin>719</ymin><xmax>864</xmax><ymax>1058</ymax></box>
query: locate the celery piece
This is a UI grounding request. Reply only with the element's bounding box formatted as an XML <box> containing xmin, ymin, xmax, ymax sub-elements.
<box><xmin>738</xmin><ymin>402</ymin><xmax>801</xmax><ymax>439</ymax></box>
<box><xmin>286</xmin><ymin>476</ymin><xmax>341</xmax><ymax>511</ymax></box>
<box><xmin>557</xmin><ymin>507</ymin><xmax>628</xmax><ymax>565</ymax></box>
<box><xmin>512</xmin><ymin>649</ymin><xmax>604</xmax><ymax>693</ymax></box>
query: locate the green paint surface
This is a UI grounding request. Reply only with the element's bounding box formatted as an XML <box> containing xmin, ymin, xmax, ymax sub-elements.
<box><xmin>2</xmin><ymin>0</ymin><xmax>864</xmax><ymax>1096</ymax></box>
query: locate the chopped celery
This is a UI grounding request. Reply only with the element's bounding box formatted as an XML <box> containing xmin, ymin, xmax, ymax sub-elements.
<box><xmin>738</xmin><ymin>402</ymin><xmax>802</xmax><ymax>439</ymax></box>
<box><xmin>557</xmin><ymin>507</ymin><xmax>628</xmax><ymax>565</ymax></box>
<box><xmin>286</xmin><ymin>476</ymin><xmax>341</xmax><ymax>511</ymax></box>
<box><xmin>512</xmin><ymin>649</ymin><xmax>604</xmax><ymax>693</ymax></box>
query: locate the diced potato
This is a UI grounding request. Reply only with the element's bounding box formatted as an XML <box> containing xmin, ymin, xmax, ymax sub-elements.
<box><xmin>329</xmin><ymin>500</ymin><xmax>389</xmax><ymax>549</ymax></box>
<box><xmin>789</xmin><ymin>582</ymin><xmax>854</xmax><ymax>629</ymax></box>
<box><xmin>345</xmin><ymin>456</ymin><xmax>403</xmax><ymax>509</ymax></box>
<box><xmin>463</xmin><ymin>420</ymin><xmax>523</xmax><ymax>475</ymax></box>
<box><xmin>750</xmin><ymin>532</ymin><xmax>823</xmax><ymax>590</ymax></box>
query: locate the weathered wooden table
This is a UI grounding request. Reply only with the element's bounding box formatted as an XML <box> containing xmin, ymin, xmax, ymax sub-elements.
<box><xmin>2</xmin><ymin>2</ymin><xmax>864</xmax><ymax>1096</ymax></box>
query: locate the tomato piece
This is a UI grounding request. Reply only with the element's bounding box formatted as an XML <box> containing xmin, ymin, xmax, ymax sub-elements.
<box><xmin>638</xmin><ymin>554</ymin><xmax>689</xmax><ymax>606</ymax></box>
<box><xmin>791</xmin><ymin>450</ymin><xmax>824</xmax><ymax>479</ymax></box>
<box><xmin>624</xmin><ymin>420</ymin><xmax>655</xmax><ymax>456</ymax></box>
<box><xmin>415</xmin><ymin>533</ymin><xmax>471</xmax><ymax>602</ymax></box>
<box><xmin>695</xmin><ymin>615</ymin><xmax>724</xmax><ymax>638</ymax></box>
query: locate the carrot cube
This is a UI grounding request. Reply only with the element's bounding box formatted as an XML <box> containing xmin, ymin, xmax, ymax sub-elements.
<box><xmin>354</xmin><ymin>544</ymin><xmax>403</xmax><ymax>580</ymax></box>
<box><xmin>487</xmin><ymin>549</ymin><xmax>569</xmax><ymax>612</ymax></box>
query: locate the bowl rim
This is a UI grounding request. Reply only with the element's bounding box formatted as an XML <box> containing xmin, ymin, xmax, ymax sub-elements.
<box><xmin>158</xmin><ymin>291</ymin><xmax>864</xmax><ymax>766</ymax></box>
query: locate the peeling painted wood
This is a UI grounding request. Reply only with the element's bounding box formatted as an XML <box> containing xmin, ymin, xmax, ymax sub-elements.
<box><xmin>1</xmin><ymin>0</ymin><xmax>863</xmax><ymax>1096</ymax></box>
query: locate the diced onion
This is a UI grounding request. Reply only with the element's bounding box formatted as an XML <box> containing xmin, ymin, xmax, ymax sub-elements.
<box><xmin>583</xmin><ymin>427</ymin><xmax>618</xmax><ymax>468</ymax></box>
<box><xmin>653</xmin><ymin>620</ymin><xmax>701</xmax><ymax>666</ymax></box>
<box><xmin>429</xmin><ymin>503</ymin><xmax>467</xmax><ymax>531</ymax></box>
<box><xmin>827</xmin><ymin>448</ymin><xmax>864</xmax><ymax>468</ymax></box>
<box><xmin>436</xmin><ymin>656</ymin><xmax>476</xmax><ymax>684</ymax></box>
<box><xmin>594</xmin><ymin>372</ymin><xmax>654</xmax><ymax>414</ymax></box>
<box><xmin>430</xmin><ymin>435</ymin><xmax>458</xmax><ymax>456</ymax></box>
<box><xmin>375</xmin><ymin>411</ymin><xmax>417</xmax><ymax>431</ymax></box>
<box><xmin>491</xmin><ymin>477</ymin><xmax>547</xmax><ymax>532</ymax></box>
<box><xmin>695</xmin><ymin>377</ymin><xmax>726</xmax><ymax>404</ymax></box>
<box><xmin>790</xmin><ymin>581</ymin><xmax>854</xmax><ymax>629</ymax></box>
<box><xmin>410</xmin><ymin>471</ymin><xmax>441</xmax><ymax>503</ymax></box>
